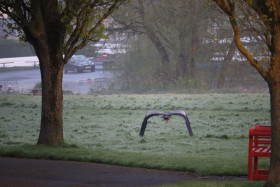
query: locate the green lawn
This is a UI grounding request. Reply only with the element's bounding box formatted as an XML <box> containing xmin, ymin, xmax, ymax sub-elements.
<box><xmin>159</xmin><ymin>180</ymin><xmax>265</xmax><ymax>187</ymax></box>
<box><xmin>0</xmin><ymin>93</ymin><xmax>270</xmax><ymax>178</ymax></box>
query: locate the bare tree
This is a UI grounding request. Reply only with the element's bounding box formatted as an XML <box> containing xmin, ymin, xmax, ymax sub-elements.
<box><xmin>114</xmin><ymin>0</ymin><xmax>211</xmax><ymax>83</ymax></box>
<box><xmin>217</xmin><ymin>39</ymin><xmax>236</xmax><ymax>88</ymax></box>
<box><xmin>113</xmin><ymin>0</ymin><xmax>172</xmax><ymax>80</ymax></box>
<box><xmin>0</xmin><ymin>0</ymin><xmax>125</xmax><ymax>145</ymax></box>
<box><xmin>213</xmin><ymin>0</ymin><xmax>280</xmax><ymax>185</ymax></box>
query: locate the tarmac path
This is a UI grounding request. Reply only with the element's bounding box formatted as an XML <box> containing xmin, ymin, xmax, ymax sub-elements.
<box><xmin>0</xmin><ymin>157</ymin><xmax>246</xmax><ymax>187</ymax></box>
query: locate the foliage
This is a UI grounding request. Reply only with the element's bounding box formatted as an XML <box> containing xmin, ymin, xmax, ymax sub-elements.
<box><xmin>0</xmin><ymin>1</ymin><xmax>125</xmax><ymax>60</ymax></box>
<box><xmin>0</xmin><ymin>94</ymin><xmax>270</xmax><ymax>176</ymax></box>
<box><xmin>111</xmin><ymin>0</ymin><xmax>268</xmax><ymax>92</ymax></box>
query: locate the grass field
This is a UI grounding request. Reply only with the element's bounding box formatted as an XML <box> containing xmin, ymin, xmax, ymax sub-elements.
<box><xmin>0</xmin><ymin>93</ymin><xmax>270</xmax><ymax>179</ymax></box>
<box><xmin>159</xmin><ymin>180</ymin><xmax>265</xmax><ymax>187</ymax></box>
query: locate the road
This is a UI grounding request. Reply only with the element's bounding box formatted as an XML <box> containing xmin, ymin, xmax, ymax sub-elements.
<box><xmin>0</xmin><ymin>157</ymin><xmax>246</xmax><ymax>187</ymax></box>
<box><xmin>0</xmin><ymin>66</ymin><xmax>114</xmax><ymax>94</ymax></box>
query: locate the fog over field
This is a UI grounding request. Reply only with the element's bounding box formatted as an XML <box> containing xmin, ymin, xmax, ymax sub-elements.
<box><xmin>0</xmin><ymin>94</ymin><xmax>270</xmax><ymax>176</ymax></box>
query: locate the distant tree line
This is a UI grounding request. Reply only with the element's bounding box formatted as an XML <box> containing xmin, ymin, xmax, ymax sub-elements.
<box><xmin>108</xmin><ymin>0</ymin><xmax>267</xmax><ymax>92</ymax></box>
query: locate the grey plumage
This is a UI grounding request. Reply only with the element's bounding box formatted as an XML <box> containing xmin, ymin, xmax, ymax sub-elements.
<box><xmin>139</xmin><ymin>110</ymin><xmax>193</xmax><ymax>136</ymax></box>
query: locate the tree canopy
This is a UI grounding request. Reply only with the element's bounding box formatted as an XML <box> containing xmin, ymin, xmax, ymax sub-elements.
<box><xmin>0</xmin><ymin>0</ymin><xmax>125</xmax><ymax>62</ymax></box>
<box><xmin>0</xmin><ymin>0</ymin><xmax>125</xmax><ymax>145</ymax></box>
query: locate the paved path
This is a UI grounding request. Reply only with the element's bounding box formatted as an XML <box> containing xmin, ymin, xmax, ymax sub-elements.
<box><xmin>0</xmin><ymin>157</ymin><xmax>246</xmax><ymax>187</ymax></box>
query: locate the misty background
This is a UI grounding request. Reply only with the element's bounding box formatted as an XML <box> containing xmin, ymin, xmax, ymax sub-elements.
<box><xmin>0</xmin><ymin>0</ymin><xmax>268</xmax><ymax>94</ymax></box>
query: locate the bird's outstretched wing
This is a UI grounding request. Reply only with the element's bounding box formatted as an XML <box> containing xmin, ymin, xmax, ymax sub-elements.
<box><xmin>170</xmin><ymin>110</ymin><xmax>193</xmax><ymax>136</ymax></box>
<box><xmin>139</xmin><ymin>111</ymin><xmax>164</xmax><ymax>136</ymax></box>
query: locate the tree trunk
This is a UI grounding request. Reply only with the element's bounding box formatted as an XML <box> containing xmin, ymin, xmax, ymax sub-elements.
<box><xmin>217</xmin><ymin>41</ymin><xmax>236</xmax><ymax>88</ymax></box>
<box><xmin>175</xmin><ymin>1</ymin><xmax>198</xmax><ymax>83</ymax></box>
<box><xmin>177</xmin><ymin>53</ymin><xmax>188</xmax><ymax>79</ymax></box>
<box><xmin>137</xmin><ymin>0</ymin><xmax>171</xmax><ymax>81</ymax></box>
<box><xmin>37</xmin><ymin>51</ymin><xmax>64</xmax><ymax>145</ymax></box>
<box><xmin>188</xmin><ymin>0</ymin><xmax>198</xmax><ymax>81</ymax></box>
<box><xmin>266</xmin><ymin>81</ymin><xmax>280</xmax><ymax>186</ymax></box>
<box><xmin>266</xmin><ymin>22</ymin><xmax>280</xmax><ymax>186</ymax></box>
<box><xmin>147</xmin><ymin>32</ymin><xmax>171</xmax><ymax>80</ymax></box>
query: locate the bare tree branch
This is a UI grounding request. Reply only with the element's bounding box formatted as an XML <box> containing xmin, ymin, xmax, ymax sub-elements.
<box><xmin>213</xmin><ymin>0</ymin><xmax>267</xmax><ymax>80</ymax></box>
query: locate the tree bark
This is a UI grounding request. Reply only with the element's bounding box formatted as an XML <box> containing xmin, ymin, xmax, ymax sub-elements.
<box><xmin>188</xmin><ymin>0</ymin><xmax>198</xmax><ymax>81</ymax></box>
<box><xmin>37</xmin><ymin>55</ymin><xmax>64</xmax><ymax>145</ymax></box>
<box><xmin>266</xmin><ymin>22</ymin><xmax>280</xmax><ymax>186</ymax></box>
<box><xmin>266</xmin><ymin>81</ymin><xmax>280</xmax><ymax>186</ymax></box>
<box><xmin>137</xmin><ymin>0</ymin><xmax>171</xmax><ymax>81</ymax></box>
<box><xmin>33</xmin><ymin>41</ymin><xmax>64</xmax><ymax>145</ymax></box>
<box><xmin>217</xmin><ymin>40</ymin><xmax>236</xmax><ymax>88</ymax></box>
<box><xmin>25</xmin><ymin>10</ymin><xmax>65</xmax><ymax>145</ymax></box>
<box><xmin>147</xmin><ymin>33</ymin><xmax>171</xmax><ymax>80</ymax></box>
<box><xmin>175</xmin><ymin>0</ymin><xmax>198</xmax><ymax>82</ymax></box>
<box><xmin>177</xmin><ymin>53</ymin><xmax>188</xmax><ymax>79</ymax></box>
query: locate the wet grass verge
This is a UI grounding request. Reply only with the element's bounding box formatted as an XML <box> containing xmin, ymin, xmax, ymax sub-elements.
<box><xmin>0</xmin><ymin>93</ymin><xmax>270</xmax><ymax>177</ymax></box>
<box><xmin>159</xmin><ymin>180</ymin><xmax>265</xmax><ymax>187</ymax></box>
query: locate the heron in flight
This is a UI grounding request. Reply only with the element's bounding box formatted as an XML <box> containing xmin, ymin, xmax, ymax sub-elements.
<box><xmin>139</xmin><ymin>110</ymin><xmax>193</xmax><ymax>136</ymax></box>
